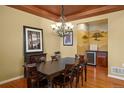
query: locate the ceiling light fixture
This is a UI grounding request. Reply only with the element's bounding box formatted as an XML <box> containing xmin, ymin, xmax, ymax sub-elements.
<box><xmin>51</xmin><ymin>5</ymin><xmax>74</xmax><ymax>37</ymax></box>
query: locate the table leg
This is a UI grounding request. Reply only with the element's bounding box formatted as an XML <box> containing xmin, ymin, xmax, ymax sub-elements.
<box><xmin>27</xmin><ymin>78</ymin><xmax>31</xmax><ymax>88</ymax></box>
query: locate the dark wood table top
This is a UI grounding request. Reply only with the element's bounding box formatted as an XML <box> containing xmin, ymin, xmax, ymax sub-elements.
<box><xmin>37</xmin><ymin>57</ymin><xmax>76</xmax><ymax>76</ymax></box>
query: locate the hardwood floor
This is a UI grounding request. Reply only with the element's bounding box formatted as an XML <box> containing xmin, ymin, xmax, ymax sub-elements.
<box><xmin>0</xmin><ymin>66</ymin><xmax>124</xmax><ymax>88</ymax></box>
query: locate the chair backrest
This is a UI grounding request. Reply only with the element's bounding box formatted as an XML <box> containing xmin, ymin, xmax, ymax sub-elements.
<box><xmin>79</xmin><ymin>55</ymin><xmax>85</xmax><ymax>63</ymax></box>
<box><xmin>54</xmin><ymin>51</ymin><xmax>61</xmax><ymax>59</ymax></box>
<box><xmin>54</xmin><ymin>51</ymin><xmax>61</xmax><ymax>54</ymax></box>
<box><xmin>29</xmin><ymin>54</ymin><xmax>46</xmax><ymax>64</ymax></box>
<box><xmin>27</xmin><ymin>66</ymin><xmax>38</xmax><ymax>77</ymax></box>
<box><xmin>64</xmin><ymin>64</ymin><xmax>75</xmax><ymax>77</ymax></box>
<box><xmin>29</xmin><ymin>56</ymin><xmax>36</xmax><ymax>63</ymax></box>
<box><xmin>75</xmin><ymin>54</ymin><xmax>79</xmax><ymax>61</ymax></box>
<box><xmin>51</xmin><ymin>55</ymin><xmax>57</xmax><ymax>61</ymax></box>
<box><xmin>26</xmin><ymin>66</ymin><xmax>38</xmax><ymax>88</ymax></box>
<box><xmin>51</xmin><ymin>51</ymin><xmax>61</xmax><ymax>61</ymax></box>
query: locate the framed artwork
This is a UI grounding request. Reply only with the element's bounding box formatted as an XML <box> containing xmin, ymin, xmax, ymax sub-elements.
<box><xmin>63</xmin><ymin>31</ymin><xmax>73</xmax><ymax>46</ymax></box>
<box><xmin>23</xmin><ymin>26</ymin><xmax>43</xmax><ymax>53</ymax></box>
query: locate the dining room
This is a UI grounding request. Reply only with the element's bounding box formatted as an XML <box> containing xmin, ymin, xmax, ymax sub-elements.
<box><xmin>0</xmin><ymin>5</ymin><xmax>124</xmax><ymax>88</ymax></box>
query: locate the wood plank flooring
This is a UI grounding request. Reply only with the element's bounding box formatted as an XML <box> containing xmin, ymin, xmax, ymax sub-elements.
<box><xmin>0</xmin><ymin>66</ymin><xmax>124</xmax><ymax>88</ymax></box>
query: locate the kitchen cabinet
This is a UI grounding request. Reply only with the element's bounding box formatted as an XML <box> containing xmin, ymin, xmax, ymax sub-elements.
<box><xmin>86</xmin><ymin>51</ymin><xmax>108</xmax><ymax>67</ymax></box>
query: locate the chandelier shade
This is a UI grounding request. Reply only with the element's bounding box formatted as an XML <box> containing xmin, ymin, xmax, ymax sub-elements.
<box><xmin>51</xmin><ymin>5</ymin><xmax>74</xmax><ymax>37</ymax></box>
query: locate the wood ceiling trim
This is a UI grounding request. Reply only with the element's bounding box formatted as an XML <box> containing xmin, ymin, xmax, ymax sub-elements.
<box><xmin>7</xmin><ymin>5</ymin><xmax>124</xmax><ymax>22</ymax></box>
<box><xmin>8</xmin><ymin>5</ymin><xmax>59</xmax><ymax>21</ymax></box>
<box><xmin>66</xmin><ymin>6</ymin><xmax>124</xmax><ymax>21</ymax></box>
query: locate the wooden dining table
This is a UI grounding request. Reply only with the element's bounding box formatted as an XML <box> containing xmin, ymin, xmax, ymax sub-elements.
<box><xmin>37</xmin><ymin>57</ymin><xmax>87</xmax><ymax>87</ymax></box>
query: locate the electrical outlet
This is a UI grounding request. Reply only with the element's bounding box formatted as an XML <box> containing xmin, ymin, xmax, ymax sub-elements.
<box><xmin>122</xmin><ymin>64</ymin><xmax>124</xmax><ymax>67</ymax></box>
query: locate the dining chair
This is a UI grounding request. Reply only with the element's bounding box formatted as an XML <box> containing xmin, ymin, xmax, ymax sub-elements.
<box><xmin>74</xmin><ymin>54</ymin><xmax>87</xmax><ymax>86</ymax></box>
<box><xmin>30</xmin><ymin>54</ymin><xmax>46</xmax><ymax>64</ymax></box>
<box><xmin>78</xmin><ymin>54</ymin><xmax>87</xmax><ymax>85</ymax></box>
<box><xmin>52</xmin><ymin>64</ymin><xmax>75</xmax><ymax>88</ymax></box>
<box><xmin>51</xmin><ymin>56</ymin><xmax>58</xmax><ymax>62</ymax></box>
<box><xmin>51</xmin><ymin>51</ymin><xmax>61</xmax><ymax>62</ymax></box>
<box><xmin>75</xmin><ymin>54</ymin><xmax>79</xmax><ymax>61</ymax></box>
<box><xmin>26</xmin><ymin>66</ymin><xmax>48</xmax><ymax>88</ymax></box>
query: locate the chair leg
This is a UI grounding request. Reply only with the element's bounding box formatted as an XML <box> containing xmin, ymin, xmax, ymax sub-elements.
<box><xmin>76</xmin><ymin>73</ymin><xmax>79</xmax><ymax>88</ymax></box>
<box><xmin>37</xmin><ymin>81</ymin><xmax>40</xmax><ymax>88</ymax></box>
<box><xmin>63</xmin><ymin>84</ymin><xmax>65</xmax><ymax>88</ymax></box>
<box><xmin>56</xmin><ymin>84</ymin><xmax>58</xmax><ymax>88</ymax></box>
<box><xmin>27</xmin><ymin>79</ymin><xmax>31</xmax><ymax>88</ymax></box>
<box><xmin>75</xmin><ymin>70</ymin><xmax>81</xmax><ymax>87</ymax></box>
<box><xmin>54</xmin><ymin>84</ymin><xmax>57</xmax><ymax>88</ymax></box>
<box><xmin>85</xmin><ymin>65</ymin><xmax>87</xmax><ymax>81</ymax></box>
<box><xmin>70</xmin><ymin>81</ymin><xmax>72</xmax><ymax>88</ymax></box>
<box><xmin>52</xmin><ymin>83</ymin><xmax>54</xmax><ymax>88</ymax></box>
<box><xmin>53</xmin><ymin>83</ymin><xmax>57</xmax><ymax>88</ymax></box>
<box><xmin>81</xmin><ymin>68</ymin><xmax>83</xmax><ymax>86</ymax></box>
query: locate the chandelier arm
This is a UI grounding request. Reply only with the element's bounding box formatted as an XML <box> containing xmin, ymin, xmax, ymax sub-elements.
<box><xmin>51</xmin><ymin>5</ymin><xmax>73</xmax><ymax>37</ymax></box>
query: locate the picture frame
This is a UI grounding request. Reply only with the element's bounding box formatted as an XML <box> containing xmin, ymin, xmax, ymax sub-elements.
<box><xmin>23</xmin><ymin>26</ymin><xmax>43</xmax><ymax>53</ymax></box>
<box><xmin>63</xmin><ymin>31</ymin><xmax>73</xmax><ymax>46</ymax></box>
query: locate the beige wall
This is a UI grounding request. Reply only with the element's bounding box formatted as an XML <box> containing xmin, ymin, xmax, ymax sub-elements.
<box><xmin>108</xmin><ymin>10</ymin><xmax>124</xmax><ymax>77</ymax></box>
<box><xmin>60</xmin><ymin>10</ymin><xmax>124</xmax><ymax>78</ymax></box>
<box><xmin>60</xmin><ymin>27</ymin><xmax>77</xmax><ymax>58</ymax></box>
<box><xmin>0</xmin><ymin>6</ymin><xmax>60</xmax><ymax>82</ymax></box>
<box><xmin>1</xmin><ymin>5</ymin><xmax>124</xmax><ymax>82</ymax></box>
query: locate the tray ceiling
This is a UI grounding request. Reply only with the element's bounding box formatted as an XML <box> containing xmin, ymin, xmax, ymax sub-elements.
<box><xmin>8</xmin><ymin>5</ymin><xmax>124</xmax><ymax>22</ymax></box>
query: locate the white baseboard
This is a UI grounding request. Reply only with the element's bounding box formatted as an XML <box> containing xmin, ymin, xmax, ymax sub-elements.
<box><xmin>0</xmin><ymin>75</ymin><xmax>24</xmax><ymax>85</ymax></box>
<box><xmin>108</xmin><ymin>74</ymin><xmax>124</xmax><ymax>80</ymax></box>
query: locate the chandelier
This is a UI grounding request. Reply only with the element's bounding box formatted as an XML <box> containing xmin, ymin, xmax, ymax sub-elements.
<box><xmin>51</xmin><ymin>5</ymin><xmax>74</xmax><ymax>37</ymax></box>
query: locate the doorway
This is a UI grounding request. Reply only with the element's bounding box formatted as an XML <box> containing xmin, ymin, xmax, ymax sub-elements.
<box><xmin>77</xmin><ymin>19</ymin><xmax>108</xmax><ymax>67</ymax></box>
